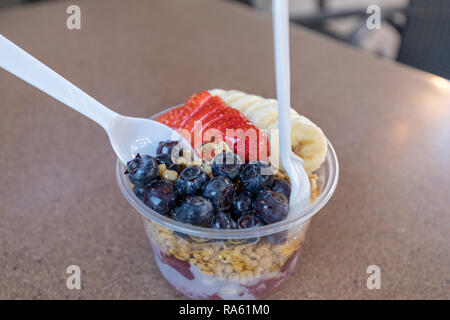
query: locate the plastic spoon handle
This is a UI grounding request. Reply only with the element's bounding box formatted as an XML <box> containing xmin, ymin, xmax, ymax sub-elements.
<box><xmin>273</xmin><ymin>1</ymin><xmax>297</xmax><ymax>166</ymax></box>
<box><xmin>0</xmin><ymin>34</ymin><xmax>117</xmax><ymax>130</ymax></box>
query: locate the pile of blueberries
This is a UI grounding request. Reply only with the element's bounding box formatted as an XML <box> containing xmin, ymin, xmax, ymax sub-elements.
<box><xmin>125</xmin><ymin>141</ymin><xmax>291</xmax><ymax>231</ymax></box>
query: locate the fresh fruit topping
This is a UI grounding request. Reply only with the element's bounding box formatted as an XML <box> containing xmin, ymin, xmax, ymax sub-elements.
<box><xmin>228</xmin><ymin>215</ymin><xmax>237</xmax><ymax>229</ymax></box>
<box><xmin>202</xmin><ymin>176</ymin><xmax>235</xmax><ymax>212</ymax></box>
<box><xmin>237</xmin><ymin>214</ymin><xmax>262</xmax><ymax>229</ymax></box>
<box><xmin>172</xmin><ymin>196</ymin><xmax>214</xmax><ymax>227</ymax></box>
<box><xmin>240</xmin><ymin>161</ymin><xmax>274</xmax><ymax>193</ymax></box>
<box><xmin>254</xmin><ymin>190</ymin><xmax>288</xmax><ymax>224</ymax></box>
<box><xmin>156</xmin><ymin>153</ymin><xmax>180</xmax><ymax>173</ymax></box>
<box><xmin>271</xmin><ymin>179</ymin><xmax>291</xmax><ymax>200</ymax></box>
<box><xmin>211</xmin><ymin>152</ymin><xmax>242</xmax><ymax>182</ymax></box>
<box><xmin>156</xmin><ymin>92</ymin><xmax>269</xmax><ymax>162</ymax></box>
<box><xmin>210</xmin><ymin>89</ymin><xmax>327</xmax><ymax>173</ymax></box>
<box><xmin>157</xmin><ymin>91</ymin><xmax>212</xmax><ymax>129</ymax></box>
<box><xmin>156</xmin><ymin>140</ymin><xmax>183</xmax><ymax>158</ymax></box>
<box><xmin>133</xmin><ymin>185</ymin><xmax>146</xmax><ymax>201</ymax></box>
<box><xmin>125</xmin><ymin>136</ymin><xmax>294</xmax><ymax>229</ymax></box>
<box><xmin>232</xmin><ymin>190</ymin><xmax>254</xmax><ymax>220</ymax></box>
<box><xmin>125</xmin><ymin>153</ymin><xmax>143</xmax><ymax>174</ymax></box>
<box><xmin>176</xmin><ymin>166</ymin><xmax>210</xmax><ymax>196</ymax></box>
<box><xmin>125</xmin><ymin>154</ymin><xmax>159</xmax><ymax>187</ymax></box>
<box><xmin>211</xmin><ymin>212</ymin><xmax>236</xmax><ymax>229</ymax></box>
<box><xmin>173</xmin><ymin>183</ymin><xmax>185</xmax><ymax>201</ymax></box>
<box><xmin>144</xmin><ymin>180</ymin><xmax>177</xmax><ymax>216</ymax></box>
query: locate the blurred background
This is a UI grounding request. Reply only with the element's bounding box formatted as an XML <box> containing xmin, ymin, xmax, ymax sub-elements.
<box><xmin>1</xmin><ymin>0</ymin><xmax>449</xmax><ymax>79</ymax></box>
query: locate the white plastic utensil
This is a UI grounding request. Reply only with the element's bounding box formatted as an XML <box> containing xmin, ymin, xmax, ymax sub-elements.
<box><xmin>0</xmin><ymin>34</ymin><xmax>192</xmax><ymax>164</ymax></box>
<box><xmin>272</xmin><ymin>1</ymin><xmax>311</xmax><ymax>212</ymax></box>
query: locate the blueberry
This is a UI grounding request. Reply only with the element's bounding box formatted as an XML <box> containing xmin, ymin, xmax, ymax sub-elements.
<box><xmin>254</xmin><ymin>190</ymin><xmax>288</xmax><ymax>224</ymax></box>
<box><xmin>156</xmin><ymin>153</ymin><xmax>180</xmax><ymax>173</ymax></box>
<box><xmin>271</xmin><ymin>179</ymin><xmax>291</xmax><ymax>200</ymax></box>
<box><xmin>175</xmin><ymin>184</ymin><xmax>191</xmax><ymax>207</ymax></box>
<box><xmin>232</xmin><ymin>191</ymin><xmax>254</xmax><ymax>220</ymax></box>
<box><xmin>211</xmin><ymin>152</ymin><xmax>242</xmax><ymax>182</ymax></box>
<box><xmin>176</xmin><ymin>166</ymin><xmax>210</xmax><ymax>196</ymax></box>
<box><xmin>126</xmin><ymin>155</ymin><xmax>143</xmax><ymax>174</ymax></box>
<box><xmin>172</xmin><ymin>196</ymin><xmax>214</xmax><ymax>227</ymax></box>
<box><xmin>173</xmin><ymin>183</ymin><xmax>185</xmax><ymax>202</ymax></box>
<box><xmin>237</xmin><ymin>214</ymin><xmax>263</xmax><ymax>229</ymax></box>
<box><xmin>133</xmin><ymin>185</ymin><xmax>146</xmax><ymax>201</ymax></box>
<box><xmin>143</xmin><ymin>180</ymin><xmax>177</xmax><ymax>216</ymax></box>
<box><xmin>125</xmin><ymin>154</ymin><xmax>159</xmax><ymax>187</ymax></box>
<box><xmin>211</xmin><ymin>212</ymin><xmax>236</xmax><ymax>229</ymax></box>
<box><xmin>240</xmin><ymin>161</ymin><xmax>274</xmax><ymax>193</ymax></box>
<box><xmin>228</xmin><ymin>215</ymin><xmax>237</xmax><ymax>229</ymax></box>
<box><xmin>202</xmin><ymin>176</ymin><xmax>235</xmax><ymax>211</ymax></box>
<box><xmin>156</xmin><ymin>140</ymin><xmax>183</xmax><ymax>158</ymax></box>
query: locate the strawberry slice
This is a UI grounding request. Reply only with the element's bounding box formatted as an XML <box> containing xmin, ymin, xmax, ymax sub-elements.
<box><xmin>180</xmin><ymin>96</ymin><xmax>227</xmax><ymax>132</ymax></box>
<box><xmin>156</xmin><ymin>91</ymin><xmax>269</xmax><ymax>162</ymax></box>
<box><xmin>157</xmin><ymin>91</ymin><xmax>211</xmax><ymax>128</ymax></box>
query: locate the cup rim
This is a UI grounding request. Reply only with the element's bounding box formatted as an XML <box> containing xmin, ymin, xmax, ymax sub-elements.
<box><xmin>115</xmin><ymin>106</ymin><xmax>339</xmax><ymax>239</ymax></box>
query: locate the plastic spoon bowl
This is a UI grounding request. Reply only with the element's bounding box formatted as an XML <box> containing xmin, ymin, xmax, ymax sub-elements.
<box><xmin>272</xmin><ymin>1</ymin><xmax>311</xmax><ymax>213</ymax></box>
<box><xmin>0</xmin><ymin>34</ymin><xmax>192</xmax><ymax>164</ymax></box>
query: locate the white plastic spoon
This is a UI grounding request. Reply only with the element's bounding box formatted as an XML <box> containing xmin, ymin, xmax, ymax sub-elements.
<box><xmin>0</xmin><ymin>34</ymin><xmax>192</xmax><ymax>164</ymax></box>
<box><xmin>272</xmin><ymin>1</ymin><xmax>311</xmax><ymax>212</ymax></box>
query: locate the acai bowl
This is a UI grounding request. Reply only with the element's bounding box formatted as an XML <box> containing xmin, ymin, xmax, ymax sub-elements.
<box><xmin>116</xmin><ymin>90</ymin><xmax>339</xmax><ymax>299</ymax></box>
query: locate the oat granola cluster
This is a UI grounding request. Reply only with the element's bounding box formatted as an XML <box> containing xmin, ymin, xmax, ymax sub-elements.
<box><xmin>144</xmin><ymin>219</ymin><xmax>307</xmax><ymax>279</ymax></box>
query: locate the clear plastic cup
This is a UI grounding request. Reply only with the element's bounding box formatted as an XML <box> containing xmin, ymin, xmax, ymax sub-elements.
<box><xmin>115</xmin><ymin>107</ymin><xmax>339</xmax><ymax>300</ymax></box>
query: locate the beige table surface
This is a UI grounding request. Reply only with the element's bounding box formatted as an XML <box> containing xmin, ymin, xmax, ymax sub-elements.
<box><xmin>0</xmin><ymin>0</ymin><xmax>449</xmax><ymax>300</ymax></box>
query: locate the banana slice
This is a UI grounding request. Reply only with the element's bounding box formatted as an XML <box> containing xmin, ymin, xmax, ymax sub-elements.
<box><xmin>217</xmin><ymin>90</ymin><xmax>246</xmax><ymax>105</ymax></box>
<box><xmin>231</xmin><ymin>95</ymin><xmax>264</xmax><ymax>112</ymax></box>
<box><xmin>209</xmin><ymin>89</ymin><xmax>327</xmax><ymax>173</ymax></box>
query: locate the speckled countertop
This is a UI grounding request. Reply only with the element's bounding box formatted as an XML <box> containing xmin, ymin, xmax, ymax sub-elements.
<box><xmin>0</xmin><ymin>0</ymin><xmax>449</xmax><ymax>300</ymax></box>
